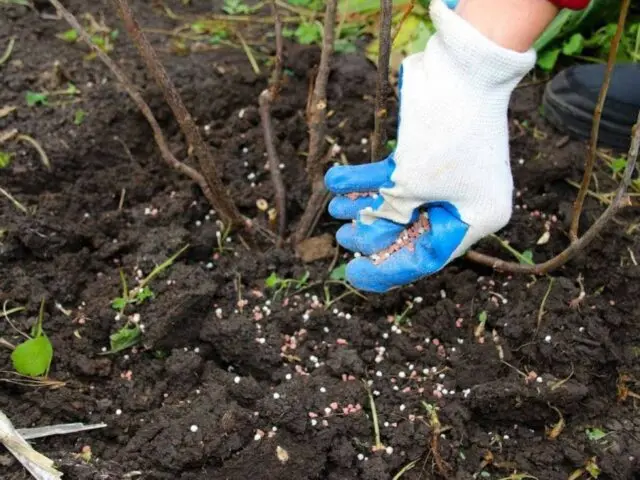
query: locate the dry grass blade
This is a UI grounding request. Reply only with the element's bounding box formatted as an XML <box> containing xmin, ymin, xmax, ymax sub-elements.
<box><xmin>0</xmin><ymin>106</ymin><xmax>17</xmax><ymax>118</ymax></box>
<box><xmin>16</xmin><ymin>134</ymin><xmax>51</xmax><ymax>170</ymax></box>
<box><xmin>0</xmin><ymin>36</ymin><xmax>15</xmax><ymax>66</ymax></box>
<box><xmin>0</xmin><ymin>186</ymin><xmax>28</xmax><ymax>214</ymax></box>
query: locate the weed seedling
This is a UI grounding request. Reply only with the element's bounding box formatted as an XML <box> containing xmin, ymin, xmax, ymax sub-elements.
<box><xmin>214</xmin><ymin>221</ymin><xmax>234</xmax><ymax>255</ymax></box>
<box><xmin>73</xmin><ymin>109</ymin><xmax>86</xmax><ymax>125</ymax></box>
<box><xmin>56</xmin><ymin>13</ymin><xmax>119</xmax><ymax>58</ymax></box>
<box><xmin>394</xmin><ymin>301</ymin><xmax>413</xmax><ymax>327</ymax></box>
<box><xmin>26</xmin><ymin>83</ymin><xmax>80</xmax><ymax>107</ymax></box>
<box><xmin>321</xmin><ymin>263</ymin><xmax>368</xmax><ymax>308</ymax></box>
<box><xmin>568</xmin><ymin>457</ymin><xmax>601</xmax><ymax>480</ymax></box>
<box><xmin>107</xmin><ymin>245</ymin><xmax>188</xmax><ymax>353</ymax></box>
<box><xmin>265</xmin><ymin>270</ymin><xmax>309</xmax><ymax>300</ymax></box>
<box><xmin>585</xmin><ymin>427</ymin><xmax>610</xmax><ymax>443</ymax></box>
<box><xmin>3</xmin><ymin>299</ymin><xmax>54</xmax><ymax>378</ymax></box>
<box><xmin>0</xmin><ymin>151</ymin><xmax>12</xmax><ymax>168</ymax></box>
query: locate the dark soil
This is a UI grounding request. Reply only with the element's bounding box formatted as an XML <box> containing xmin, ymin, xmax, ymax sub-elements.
<box><xmin>2</xmin><ymin>2</ymin><xmax>640</xmax><ymax>479</ymax></box>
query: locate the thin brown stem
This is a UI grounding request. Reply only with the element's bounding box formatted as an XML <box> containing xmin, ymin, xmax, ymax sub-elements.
<box><xmin>294</xmin><ymin>0</ymin><xmax>338</xmax><ymax>244</ymax></box>
<box><xmin>466</xmin><ymin>112</ymin><xmax>639</xmax><ymax>274</ymax></box>
<box><xmin>569</xmin><ymin>0</ymin><xmax>631</xmax><ymax>242</ymax></box>
<box><xmin>259</xmin><ymin>91</ymin><xmax>287</xmax><ymax>247</ymax></box>
<box><xmin>48</xmin><ymin>0</ymin><xmax>231</xmax><ymax>216</ymax></box>
<box><xmin>258</xmin><ymin>0</ymin><xmax>287</xmax><ymax>247</ymax></box>
<box><xmin>371</xmin><ymin>0</ymin><xmax>393</xmax><ymax>162</ymax></box>
<box><xmin>111</xmin><ymin>0</ymin><xmax>245</xmax><ymax>230</ymax></box>
<box><xmin>269</xmin><ymin>0</ymin><xmax>284</xmax><ymax>95</ymax></box>
<box><xmin>305</xmin><ymin>0</ymin><xmax>337</xmax><ymax>175</ymax></box>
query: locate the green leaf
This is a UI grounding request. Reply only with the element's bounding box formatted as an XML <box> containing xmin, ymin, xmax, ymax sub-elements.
<box><xmin>329</xmin><ymin>263</ymin><xmax>347</xmax><ymax>281</ymax></box>
<box><xmin>25</xmin><ymin>91</ymin><xmax>48</xmax><ymax>107</ymax></box>
<box><xmin>265</xmin><ymin>272</ymin><xmax>281</xmax><ymax>289</ymax></box>
<box><xmin>135</xmin><ymin>285</ymin><xmax>155</xmax><ymax>304</ymax></box>
<box><xmin>0</xmin><ymin>151</ymin><xmax>12</xmax><ymax>168</ymax></box>
<box><xmin>296</xmin><ymin>271</ymin><xmax>310</xmax><ymax>288</ymax></box>
<box><xmin>562</xmin><ymin>33</ymin><xmax>585</xmax><ymax>56</ymax></box>
<box><xmin>111</xmin><ymin>297</ymin><xmax>127</xmax><ymax>310</ymax></box>
<box><xmin>63</xmin><ymin>83</ymin><xmax>80</xmax><ymax>95</ymax></box>
<box><xmin>334</xmin><ymin>39</ymin><xmax>357</xmax><ymax>54</ymax></box>
<box><xmin>585</xmin><ymin>459</ymin><xmax>601</xmax><ymax>478</ymax></box>
<box><xmin>90</xmin><ymin>35</ymin><xmax>106</xmax><ymax>49</ymax></box>
<box><xmin>536</xmin><ymin>48</ymin><xmax>560</xmax><ymax>71</ymax></box>
<box><xmin>73</xmin><ymin>109</ymin><xmax>86</xmax><ymax>125</ymax></box>
<box><xmin>11</xmin><ymin>335</ymin><xmax>53</xmax><ymax>377</ymax></box>
<box><xmin>209</xmin><ymin>31</ymin><xmax>229</xmax><ymax>44</ymax></box>
<box><xmin>520</xmin><ymin>249</ymin><xmax>534</xmax><ymax>265</ymax></box>
<box><xmin>610</xmin><ymin>157</ymin><xmax>627</xmax><ymax>174</ymax></box>
<box><xmin>109</xmin><ymin>324</ymin><xmax>142</xmax><ymax>353</ymax></box>
<box><xmin>478</xmin><ymin>311</ymin><xmax>488</xmax><ymax>324</ymax></box>
<box><xmin>586</xmin><ymin>427</ymin><xmax>607</xmax><ymax>441</ymax></box>
<box><xmin>57</xmin><ymin>29</ymin><xmax>79</xmax><ymax>42</ymax></box>
<box><xmin>294</xmin><ymin>22</ymin><xmax>322</xmax><ymax>45</ymax></box>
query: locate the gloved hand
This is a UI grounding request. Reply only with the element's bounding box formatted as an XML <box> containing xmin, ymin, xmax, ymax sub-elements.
<box><xmin>324</xmin><ymin>0</ymin><xmax>536</xmax><ymax>293</ymax></box>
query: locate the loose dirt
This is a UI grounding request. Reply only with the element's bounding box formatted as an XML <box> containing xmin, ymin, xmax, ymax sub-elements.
<box><xmin>2</xmin><ymin>2</ymin><xmax>640</xmax><ymax>479</ymax></box>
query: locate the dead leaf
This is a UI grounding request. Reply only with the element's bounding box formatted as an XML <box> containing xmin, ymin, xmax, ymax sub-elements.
<box><xmin>536</xmin><ymin>231</ymin><xmax>550</xmax><ymax>245</ymax></box>
<box><xmin>0</xmin><ymin>106</ymin><xmax>17</xmax><ymax>119</ymax></box>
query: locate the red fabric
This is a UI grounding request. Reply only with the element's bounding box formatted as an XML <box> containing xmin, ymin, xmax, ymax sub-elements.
<box><xmin>547</xmin><ymin>0</ymin><xmax>590</xmax><ymax>9</ymax></box>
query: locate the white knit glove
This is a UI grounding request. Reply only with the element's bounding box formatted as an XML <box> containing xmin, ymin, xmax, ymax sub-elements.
<box><xmin>364</xmin><ymin>0</ymin><xmax>536</xmax><ymax>256</ymax></box>
<box><xmin>324</xmin><ymin>0</ymin><xmax>537</xmax><ymax>292</ymax></box>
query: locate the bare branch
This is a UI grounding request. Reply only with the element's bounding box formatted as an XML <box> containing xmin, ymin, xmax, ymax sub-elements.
<box><xmin>111</xmin><ymin>0</ymin><xmax>245</xmax><ymax>230</ymax></box>
<box><xmin>47</xmin><ymin>0</ymin><xmax>222</xmax><ymax>213</ymax></box>
<box><xmin>294</xmin><ymin>0</ymin><xmax>338</xmax><ymax>244</ymax></box>
<box><xmin>371</xmin><ymin>0</ymin><xmax>393</xmax><ymax>161</ymax></box>
<box><xmin>269</xmin><ymin>0</ymin><xmax>284</xmax><ymax>95</ymax></box>
<box><xmin>569</xmin><ymin>0</ymin><xmax>631</xmax><ymax>241</ymax></box>
<box><xmin>259</xmin><ymin>0</ymin><xmax>287</xmax><ymax>247</ymax></box>
<box><xmin>305</xmin><ymin>0</ymin><xmax>338</xmax><ymax>176</ymax></box>
<box><xmin>466</xmin><ymin>112</ymin><xmax>639</xmax><ymax>275</ymax></box>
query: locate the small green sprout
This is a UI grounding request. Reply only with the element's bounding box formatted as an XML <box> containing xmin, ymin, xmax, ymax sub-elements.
<box><xmin>73</xmin><ymin>109</ymin><xmax>86</xmax><ymax>125</ymax></box>
<box><xmin>26</xmin><ymin>83</ymin><xmax>80</xmax><ymax>108</ymax></box>
<box><xmin>265</xmin><ymin>271</ymin><xmax>309</xmax><ymax>299</ymax></box>
<box><xmin>106</xmin><ymin>245</ymin><xmax>188</xmax><ymax>354</ymax></box>
<box><xmin>0</xmin><ymin>151</ymin><xmax>13</xmax><ymax>168</ymax></box>
<box><xmin>585</xmin><ymin>427</ymin><xmax>609</xmax><ymax>442</ymax></box>
<box><xmin>26</xmin><ymin>91</ymin><xmax>48</xmax><ymax>107</ymax></box>
<box><xmin>109</xmin><ymin>324</ymin><xmax>141</xmax><ymax>354</ymax></box>
<box><xmin>56</xmin><ymin>29</ymin><xmax>79</xmax><ymax>42</ymax></box>
<box><xmin>8</xmin><ymin>299</ymin><xmax>54</xmax><ymax>377</ymax></box>
<box><xmin>329</xmin><ymin>263</ymin><xmax>347</xmax><ymax>281</ymax></box>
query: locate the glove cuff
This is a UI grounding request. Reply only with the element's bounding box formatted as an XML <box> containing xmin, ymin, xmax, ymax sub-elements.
<box><xmin>427</xmin><ymin>0</ymin><xmax>536</xmax><ymax>94</ymax></box>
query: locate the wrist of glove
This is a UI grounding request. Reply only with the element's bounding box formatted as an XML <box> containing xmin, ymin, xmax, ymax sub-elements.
<box><xmin>324</xmin><ymin>0</ymin><xmax>536</xmax><ymax>293</ymax></box>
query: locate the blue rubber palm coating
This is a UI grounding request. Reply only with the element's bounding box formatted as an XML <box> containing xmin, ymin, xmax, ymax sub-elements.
<box><xmin>345</xmin><ymin>205</ymin><xmax>469</xmax><ymax>293</ymax></box>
